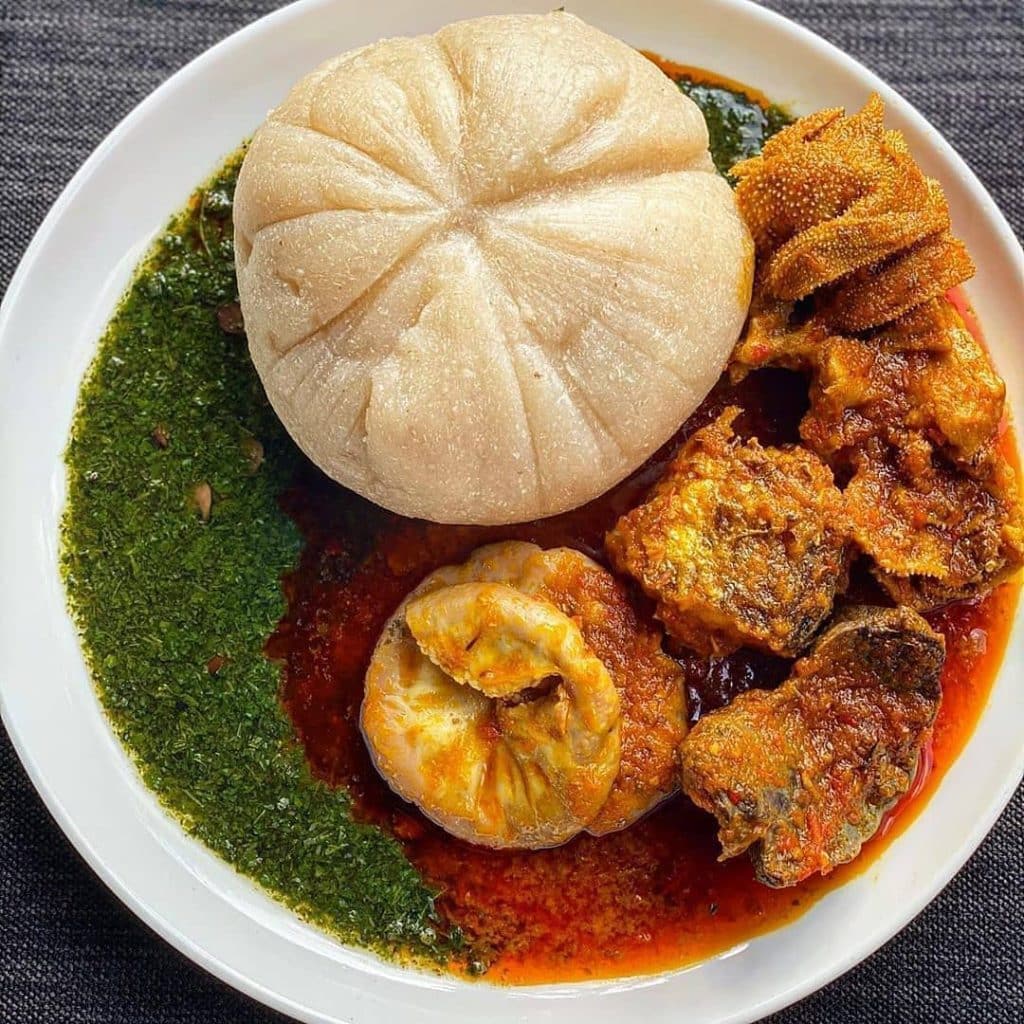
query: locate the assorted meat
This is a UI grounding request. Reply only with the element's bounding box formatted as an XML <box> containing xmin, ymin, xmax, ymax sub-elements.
<box><xmin>359</xmin><ymin>95</ymin><xmax>1020</xmax><ymax>883</ymax></box>
<box><xmin>725</xmin><ymin>94</ymin><xmax>1024</xmax><ymax>610</ymax></box>
<box><xmin>796</xmin><ymin>301</ymin><xmax>1024</xmax><ymax>608</ymax></box>
<box><xmin>799</xmin><ymin>300</ymin><xmax>1004</xmax><ymax>467</ymax></box>
<box><xmin>603</xmin><ymin>95</ymin><xmax>1017</xmax><ymax>880</ymax></box>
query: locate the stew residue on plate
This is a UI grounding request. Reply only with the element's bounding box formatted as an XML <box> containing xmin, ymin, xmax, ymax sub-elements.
<box><xmin>60</xmin><ymin>60</ymin><xmax>1021</xmax><ymax>982</ymax></box>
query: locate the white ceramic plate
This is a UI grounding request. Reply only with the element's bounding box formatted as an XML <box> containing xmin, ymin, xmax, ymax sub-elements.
<box><xmin>2</xmin><ymin>1</ymin><xmax>1022</xmax><ymax>1022</ymax></box>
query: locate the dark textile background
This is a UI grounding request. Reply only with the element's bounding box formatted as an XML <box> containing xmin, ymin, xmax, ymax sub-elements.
<box><xmin>1</xmin><ymin>2</ymin><xmax>1021</xmax><ymax>1021</ymax></box>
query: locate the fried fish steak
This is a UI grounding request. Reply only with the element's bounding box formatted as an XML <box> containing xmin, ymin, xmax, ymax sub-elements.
<box><xmin>680</xmin><ymin>605</ymin><xmax>944</xmax><ymax>887</ymax></box>
<box><xmin>606</xmin><ymin>408</ymin><xmax>848</xmax><ymax>657</ymax></box>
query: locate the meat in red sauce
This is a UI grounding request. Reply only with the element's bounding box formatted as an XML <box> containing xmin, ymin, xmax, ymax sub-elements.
<box><xmin>269</xmin><ymin>362</ymin><xmax>1018</xmax><ymax>981</ymax></box>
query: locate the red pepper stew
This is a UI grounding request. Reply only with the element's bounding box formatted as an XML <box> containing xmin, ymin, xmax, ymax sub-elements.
<box><xmin>270</xmin><ymin>335</ymin><xmax>1019</xmax><ymax>982</ymax></box>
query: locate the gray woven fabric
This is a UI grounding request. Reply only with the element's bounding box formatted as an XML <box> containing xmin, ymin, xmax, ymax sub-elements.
<box><xmin>1</xmin><ymin>1</ymin><xmax>1021</xmax><ymax>1021</ymax></box>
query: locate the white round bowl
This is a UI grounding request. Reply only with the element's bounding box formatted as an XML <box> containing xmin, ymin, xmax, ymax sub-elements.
<box><xmin>1</xmin><ymin>2</ymin><xmax>1022</xmax><ymax>1022</ymax></box>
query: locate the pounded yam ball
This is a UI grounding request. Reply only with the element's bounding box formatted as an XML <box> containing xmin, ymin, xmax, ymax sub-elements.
<box><xmin>234</xmin><ymin>12</ymin><xmax>754</xmax><ymax>525</ymax></box>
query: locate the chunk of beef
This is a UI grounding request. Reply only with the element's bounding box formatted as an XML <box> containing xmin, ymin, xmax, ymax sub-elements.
<box><xmin>800</xmin><ymin>300</ymin><xmax>1004</xmax><ymax>469</ymax></box>
<box><xmin>845</xmin><ymin>437</ymin><xmax>1024</xmax><ymax>609</ymax></box>
<box><xmin>606</xmin><ymin>408</ymin><xmax>848</xmax><ymax>657</ymax></box>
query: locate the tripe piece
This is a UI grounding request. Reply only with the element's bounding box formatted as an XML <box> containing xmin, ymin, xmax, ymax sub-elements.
<box><xmin>733</xmin><ymin>93</ymin><xmax>972</xmax><ymax>325</ymax></box>
<box><xmin>729</xmin><ymin>95</ymin><xmax>973</xmax><ymax>378</ymax></box>
<box><xmin>361</xmin><ymin>541</ymin><xmax>685</xmax><ymax>848</ymax></box>
<box><xmin>525</xmin><ymin>546</ymin><xmax>686</xmax><ymax>836</ymax></box>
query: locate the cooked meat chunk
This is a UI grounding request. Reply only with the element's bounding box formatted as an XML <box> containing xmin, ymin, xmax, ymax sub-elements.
<box><xmin>799</xmin><ymin>337</ymin><xmax>910</xmax><ymax>458</ymax></box>
<box><xmin>800</xmin><ymin>300</ymin><xmax>1005</xmax><ymax>468</ymax></box>
<box><xmin>606</xmin><ymin>408</ymin><xmax>848</xmax><ymax>657</ymax></box>
<box><xmin>680</xmin><ymin>605</ymin><xmax>944</xmax><ymax>887</ymax></box>
<box><xmin>791</xmin><ymin>296</ymin><xmax>1021</xmax><ymax>607</ymax></box>
<box><xmin>364</xmin><ymin>541</ymin><xmax>689</xmax><ymax>846</ymax></box>
<box><xmin>907</xmin><ymin>313</ymin><xmax>1006</xmax><ymax>465</ymax></box>
<box><xmin>729</xmin><ymin>275</ymin><xmax>830</xmax><ymax>378</ymax></box>
<box><xmin>845</xmin><ymin>437</ymin><xmax>1024</xmax><ymax>609</ymax></box>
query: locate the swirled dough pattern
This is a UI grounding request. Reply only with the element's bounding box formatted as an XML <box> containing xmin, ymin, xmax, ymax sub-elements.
<box><xmin>234</xmin><ymin>12</ymin><xmax>753</xmax><ymax>524</ymax></box>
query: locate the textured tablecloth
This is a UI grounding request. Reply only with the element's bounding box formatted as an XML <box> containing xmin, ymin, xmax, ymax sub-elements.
<box><xmin>1</xmin><ymin>2</ymin><xmax>1022</xmax><ymax>1021</ymax></box>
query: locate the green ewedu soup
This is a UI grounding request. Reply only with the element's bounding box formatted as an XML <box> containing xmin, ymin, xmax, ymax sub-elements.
<box><xmin>61</xmin><ymin>81</ymin><xmax>789</xmax><ymax>966</ymax></box>
<box><xmin>676</xmin><ymin>79</ymin><xmax>791</xmax><ymax>176</ymax></box>
<box><xmin>61</xmin><ymin>154</ymin><xmax>455</xmax><ymax>964</ymax></box>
